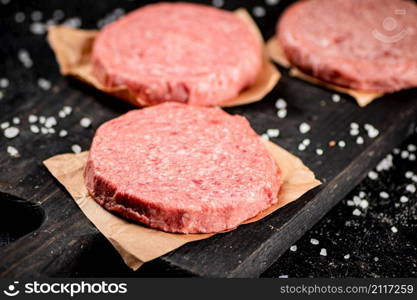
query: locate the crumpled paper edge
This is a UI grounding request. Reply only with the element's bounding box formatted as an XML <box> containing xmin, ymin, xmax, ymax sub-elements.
<box><xmin>47</xmin><ymin>9</ymin><xmax>280</xmax><ymax>108</ymax></box>
<box><xmin>43</xmin><ymin>139</ymin><xmax>321</xmax><ymax>271</ymax></box>
<box><xmin>266</xmin><ymin>36</ymin><xmax>384</xmax><ymax>107</ymax></box>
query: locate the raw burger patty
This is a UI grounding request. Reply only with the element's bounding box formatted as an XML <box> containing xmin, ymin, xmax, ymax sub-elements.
<box><xmin>277</xmin><ymin>0</ymin><xmax>417</xmax><ymax>92</ymax></box>
<box><xmin>84</xmin><ymin>103</ymin><xmax>281</xmax><ymax>233</ymax></box>
<box><xmin>92</xmin><ymin>2</ymin><xmax>263</xmax><ymax>106</ymax></box>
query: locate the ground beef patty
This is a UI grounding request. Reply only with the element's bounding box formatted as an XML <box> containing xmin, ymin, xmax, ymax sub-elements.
<box><xmin>92</xmin><ymin>2</ymin><xmax>262</xmax><ymax>106</ymax></box>
<box><xmin>84</xmin><ymin>103</ymin><xmax>281</xmax><ymax>233</ymax></box>
<box><xmin>277</xmin><ymin>0</ymin><xmax>417</xmax><ymax>92</ymax></box>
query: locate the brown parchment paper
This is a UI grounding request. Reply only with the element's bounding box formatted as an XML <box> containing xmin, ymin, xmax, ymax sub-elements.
<box><xmin>43</xmin><ymin>139</ymin><xmax>320</xmax><ymax>270</ymax></box>
<box><xmin>266</xmin><ymin>36</ymin><xmax>384</xmax><ymax>107</ymax></box>
<box><xmin>47</xmin><ymin>9</ymin><xmax>280</xmax><ymax>108</ymax></box>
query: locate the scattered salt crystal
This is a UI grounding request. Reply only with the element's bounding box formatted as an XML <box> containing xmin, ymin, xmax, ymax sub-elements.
<box><xmin>58</xmin><ymin>110</ymin><xmax>66</xmax><ymax>118</ymax></box>
<box><xmin>316</xmin><ymin>148</ymin><xmax>324</xmax><ymax>156</ymax></box>
<box><xmin>265</xmin><ymin>0</ymin><xmax>279</xmax><ymax>5</ymax></box>
<box><xmin>275</xmin><ymin>98</ymin><xmax>287</xmax><ymax>109</ymax></box>
<box><xmin>406</xmin><ymin>184</ymin><xmax>416</xmax><ymax>193</ymax></box>
<box><xmin>350</xmin><ymin>129</ymin><xmax>359</xmax><ymax>136</ymax></box>
<box><xmin>253</xmin><ymin>6</ymin><xmax>266</xmax><ymax>17</ymax></box>
<box><xmin>374</xmin><ymin>257</ymin><xmax>379</xmax><ymax>262</ymax></box>
<box><xmin>1</xmin><ymin>121</ymin><xmax>10</xmax><ymax>129</ymax></box>
<box><xmin>302</xmin><ymin>138</ymin><xmax>310</xmax><ymax>146</ymax></box>
<box><xmin>41</xmin><ymin>127</ymin><xmax>48</xmax><ymax>134</ymax></box>
<box><xmin>63</xmin><ymin>106</ymin><xmax>72</xmax><ymax>115</ymax></box>
<box><xmin>4</xmin><ymin>127</ymin><xmax>19</xmax><ymax>139</ymax></box>
<box><xmin>376</xmin><ymin>154</ymin><xmax>393</xmax><ymax>172</ymax></box>
<box><xmin>407</xmin><ymin>144</ymin><xmax>416</xmax><ymax>152</ymax></box>
<box><xmin>30</xmin><ymin>125</ymin><xmax>39</xmax><ymax>134</ymax></box>
<box><xmin>0</xmin><ymin>78</ymin><xmax>9</xmax><ymax>88</ymax></box>
<box><xmin>266</xmin><ymin>128</ymin><xmax>279</xmax><ymax>138</ymax></box>
<box><xmin>356</xmin><ymin>136</ymin><xmax>364</xmax><ymax>144</ymax></box>
<box><xmin>261</xmin><ymin>134</ymin><xmax>269</xmax><ymax>141</ymax></box>
<box><xmin>346</xmin><ymin>200</ymin><xmax>354</xmax><ymax>206</ymax></box>
<box><xmin>212</xmin><ymin>0</ymin><xmax>224</xmax><ymax>8</ymax></box>
<box><xmin>401</xmin><ymin>150</ymin><xmax>409</xmax><ymax>159</ymax></box>
<box><xmin>277</xmin><ymin>109</ymin><xmax>287</xmax><ymax>119</ymax></box>
<box><xmin>53</xmin><ymin>9</ymin><xmax>65</xmax><ymax>21</ymax></box>
<box><xmin>39</xmin><ymin>116</ymin><xmax>46</xmax><ymax>124</ymax></box>
<box><xmin>379</xmin><ymin>191</ymin><xmax>389</xmax><ymax>199</ymax></box>
<box><xmin>18</xmin><ymin>49</ymin><xmax>33</xmax><ymax>68</ymax></box>
<box><xmin>12</xmin><ymin>117</ymin><xmax>20</xmax><ymax>125</ymax></box>
<box><xmin>412</xmin><ymin>175</ymin><xmax>417</xmax><ymax>183</ymax></box>
<box><xmin>290</xmin><ymin>245</ymin><xmax>297</xmax><ymax>252</ymax></box>
<box><xmin>350</xmin><ymin>122</ymin><xmax>359</xmax><ymax>129</ymax></box>
<box><xmin>31</xmin><ymin>10</ymin><xmax>42</xmax><ymax>22</ymax></box>
<box><xmin>80</xmin><ymin>117</ymin><xmax>92</xmax><ymax>128</ymax></box>
<box><xmin>409</xmin><ymin>154</ymin><xmax>416</xmax><ymax>161</ymax></box>
<box><xmin>30</xmin><ymin>22</ymin><xmax>46</xmax><ymax>35</ymax></box>
<box><xmin>279</xmin><ymin>275</ymin><xmax>288</xmax><ymax>278</ymax></box>
<box><xmin>62</xmin><ymin>17</ymin><xmax>82</xmax><ymax>28</ymax></box>
<box><xmin>352</xmin><ymin>208</ymin><xmax>361</xmax><ymax>216</ymax></box>
<box><xmin>15</xmin><ymin>12</ymin><xmax>25</xmax><ymax>23</ymax></box>
<box><xmin>359</xmin><ymin>191</ymin><xmax>366</xmax><ymax>198</ymax></box>
<box><xmin>344</xmin><ymin>254</ymin><xmax>350</xmax><ymax>259</ymax></box>
<box><xmin>38</xmin><ymin>78</ymin><xmax>51</xmax><ymax>90</ymax></box>
<box><xmin>44</xmin><ymin>116</ymin><xmax>57</xmax><ymax>128</ymax></box>
<box><xmin>393</xmin><ymin>148</ymin><xmax>400</xmax><ymax>154</ymax></box>
<box><xmin>7</xmin><ymin>146</ymin><xmax>19</xmax><ymax>157</ymax></box>
<box><xmin>359</xmin><ymin>200</ymin><xmax>369</xmax><ymax>209</ymax></box>
<box><xmin>299</xmin><ymin>122</ymin><xmax>311</xmax><ymax>134</ymax></box>
<box><xmin>400</xmin><ymin>196</ymin><xmax>409</xmax><ymax>203</ymax></box>
<box><xmin>298</xmin><ymin>143</ymin><xmax>306</xmax><ymax>151</ymax></box>
<box><xmin>353</xmin><ymin>196</ymin><xmax>361</xmax><ymax>206</ymax></box>
<box><xmin>405</xmin><ymin>171</ymin><xmax>414</xmax><ymax>178</ymax></box>
<box><xmin>48</xmin><ymin>128</ymin><xmax>55</xmax><ymax>134</ymax></box>
<box><xmin>28</xmin><ymin>115</ymin><xmax>38</xmax><ymax>123</ymax></box>
<box><xmin>331</xmin><ymin>94</ymin><xmax>341</xmax><ymax>103</ymax></box>
<box><xmin>59</xmin><ymin>129</ymin><xmax>68</xmax><ymax>137</ymax></box>
<box><xmin>391</xmin><ymin>226</ymin><xmax>398</xmax><ymax>233</ymax></box>
<box><xmin>338</xmin><ymin>140</ymin><xmax>346</xmax><ymax>148</ymax></box>
<box><xmin>71</xmin><ymin>144</ymin><xmax>82</xmax><ymax>154</ymax></box>
<box><xmin>310</xmin><ymin>238</ymin><xmax>319</xmax><ymax>245</ymax></box>
<box><xmin>320</xmin><ymin>248</ymin><xmax>327</xmax><ymax>256</ymax></box>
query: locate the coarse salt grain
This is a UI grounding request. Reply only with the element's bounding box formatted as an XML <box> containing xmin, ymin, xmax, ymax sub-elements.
<box><xmin>338</xmin><ymin>140</ymin><xmax>346</xmax><ymax>148</ymax></box>
<box><xmin>331</xmin><ymin>94</ymin><xmax>341</xmax><ymax>103</ymax></box>
<box><xmin>38</xmin><ymin>78</ymin><xmax>51</xmax><ymax>90</ymax></box>
<box><xmin>350</xmin><ymin>122</ymin><xmax>359</xmax><ymax>129</ymax></box>
<box><xmin>39</xmin><ymin>116</ymin><xmax>46</xmax><ymax>124</ymax></box>
<box><xmin>59</xmin><ymin>129</ymin><xmax>68</xmax><ymax>137</ymax></box>
<box><xmin>28</xmin><ymin>115</ymin><xmax>38</xmax><ymax>123</ymax></box>
<box><xmin>302</xmin><ymin>138</ymin><xmax>310</xmax><ymax>146</ymax></box>
<box><xmin>356</xmin><ymin>136</ymin><xmax>364</xmax><ymax>144</ymax></box>
<box><xmin>408</xmin><ymin>144</ymin><xmax>416</xmax><ymax>152</ymax></box>
<box><xmin>31</xmin><ymin>10</ymin><xmax>42</xmax><ymax>21</ymax></box>
<box><xmin>18</xmin><ymin>49</ymin><xmax>33</xmax><ymax>68</ymax></box>
<box><xmin>298</xmin><ymin>143</ymin><xmax>306</xmax><ymax>151</ymax></box>
<box><xmin>44</xmin><ymin>116</ymin><xmax>57</xmax><ymax>128</ymax></box>
<box><xmin>401</xmin><ymin>150</ymin><xmax>409</xmax><ymax>159</ymax></box>
<box><xmin>4</xmin><ymin>127</ymin><xmax>19</xmax><ymax>139</ymax></box>
<box><xmin>299</xmin><ymin>122</ymin><xmax>311</xmax><ymax>134</ymax></box>
<box><xmin>344</xmin><ymin>254</ymin><xmax>350</xmax><ymax>259</ymax></box>
<box><xmin>265</xmin><ymin>0</ymin><xmax>279</xmax><ymax>5</ymax></box>
<box><xmin>1</xmin><ymin>121</ymin><xmax>10</xmax><ymax>129</ymax></box>
<box><xmin>212</xmin><ymin>0</ymin><xmax>224</xmax><ymax>7</ymax></box>
<box><xmin>391</xmin><ymin>226</ymin><xmax>398</xmax><ymax>233</ymax></box>
<box><xmin>379</xmin><ymin>191</ymin><xmax>389</xmax><ymax>199</ymax></box>
<box><xmin>310</xmin><ymin>238</ymin><xmax>319</xmax><ymax>245</ymax></box>
<box><xmin>359</xmin><ymin>191</ymin><xmax>366</xmax><ymax>198</ymax></box>
<box><xmin>0</xmin><ymin>78</ymin><xmax>9</xmax><ymax>88</ymax></box>
<box><xmin>261</xmin><ymin>134</ymin><xmax>269</xmax><ymax>141</ymax></box>
<box><xmin>80</xmin><ymin>117</ymin><xmax>92</xmax><ymax>128</ymax></box>
<box><xmin>350</xmin><ymin>129</ymin><xmax>359</xmax><ymax>136</ymax></box>
<box><xmin>405</xmin><ymin>171</ymin><xmax>414</xmax><ymax>178</ymax></box>
<box><xmin>352</xmin><ymin>208</ymin><xmax>361</xmax><ymax>216</ymax></box>
<box><xmin>346</xmin><ymin>200</ymin><xmax>354</xmax><ymax>206</ymax></box>
<box><xmin>30</xmin><ymin>22</ymin><xmax>46</xmax><ymax>35</ymax></box>
<box><xmin>406</xmin><ymin>184</ymin><xmax>416</xmax><ymax>193</ymax></box>
<box><xmin>359</xmin><ymin>200</ymin><xmax>369</xmax><ymax>209</ymax></box>
<box><xmin>12</xmin><ymin>117</ymin><xmax>20</xmax><ymax>124</ymax></box>
<box><xmin>63</xmin><ymin>106</ymin><xmax>72</xmax><ymax>115</ymax></box>
<box><xmin>409</xmin><ymin>154</ymin><xmax>416</xmax><ymax>161</ymax></box>
<box><xmin>316</xmin><ymin>148</ymin><xmax>324</xmax><ymax>156</ymax></box>
<box><xmin>393</xmin><ymin>148</ymin><xmax>400</xmax><ymax>154</ymax></box>
<box><xmin>275</xmin><ymin>98</ymin><xmax>287</xmax><ymax>109</ymax></box>
<box><xmin>400</xmin><ymin>196</ymin><xmax>409</xmax><ymax>203</ymax></box>
<box><xmin>41</xmin><ymin>127</ymin><xmax>48</xmax><ymax>134</ymax></box>
<box><xmin>320</xmin><ymin>248</ymin><xmax>327</xmax><ymax>256</ymax></box>
<box><xmin>277</xmin><ymin>109</ymin><xmax>287</xmax><ymax>119</ymax></box>
<box><xmin>252</xmin><ymin>6</ymin><xmax>266</xmax><ymax>17</ymax></box>
<box><xmin>290</xmin><ymin>245</ymin><xmax>297</xmax><ymax>252</ymax></box>
<box><xmin>71</xmin><ymin>144</ymin><xmax>82</xmax><ymax>154</ymax></box>
<box><xmin>412</xmin><ymin>175</ymin><xmax>417</xmax><ymax>183</ymax></box>
<box><xmin>30</xmin><ymin>125</ymin><xmax>39</xmax><ymax>133</ymax></box>
<box><xmin>15</xmin><ymin>12</ymin><xmax>25</xmax><ymax>23</ymax></box>
<box><xmin>58</xmin><ymin>110</ymin><xmax>66</xmax><ymax>118</ymax></box>
<box><xmin>7</xmin><ymin>146</ymin><xmax>19</xmax><ymax>157</ymax></box>
<box><xmin>266</xmin><ymin>128</ymin><xmax>279</xmax><ymax>138</ymax></box>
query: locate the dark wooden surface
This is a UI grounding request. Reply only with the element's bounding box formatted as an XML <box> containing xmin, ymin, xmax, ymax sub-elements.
<box><xmin>1</xmin><ymin>0</ymin><xmax>417</xmax><ymax>278</ymax></box>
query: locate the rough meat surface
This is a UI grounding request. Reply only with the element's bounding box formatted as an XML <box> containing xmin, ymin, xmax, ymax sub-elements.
<box><xmin>92</xmin><ymin>2</ymin><xmax>262</xmax><ymax>106</ymax></box>
<box><xmin>84</xmin><ymin>103</ymin><xmax>281</xmax><ymax>233</ymax></box>
<box><xmin>277</xmin><ymin>0</ymin><xmax>417</xmax><ymax>92</ymax></box>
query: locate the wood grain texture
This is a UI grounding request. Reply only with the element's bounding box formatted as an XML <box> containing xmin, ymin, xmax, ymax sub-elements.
<box><xmin>1</xmin><ymin>0</ymin><xmax>417</xmax><ymax>278</ymax></box>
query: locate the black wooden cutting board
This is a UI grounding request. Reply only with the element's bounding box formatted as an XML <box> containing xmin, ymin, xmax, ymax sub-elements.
<box><xmin>1</xmin><ymin>0</ymin><xmax>417</xmax><ymax>278</ymax></box>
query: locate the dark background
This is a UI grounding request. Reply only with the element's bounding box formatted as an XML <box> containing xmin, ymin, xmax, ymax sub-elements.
<box><xmin>0</xmin><ymin>0</ymin><xmax>416</xmax><ymax>278</ymax></box>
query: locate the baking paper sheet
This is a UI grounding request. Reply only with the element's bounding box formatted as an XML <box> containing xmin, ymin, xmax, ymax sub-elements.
<box><xmin>266</xmin><ymin>36</ymin><xmax>384</xmax><ymax>107</ymax></box>
<box><xmin>43</xmin><ymin>139</ymin><xmax>321</xmax><ymax>271</ymax></box>
<box><xmin>47</xmin><ymin>9</ymin><xmax>280</xmax><ymax>108</ymax></box>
